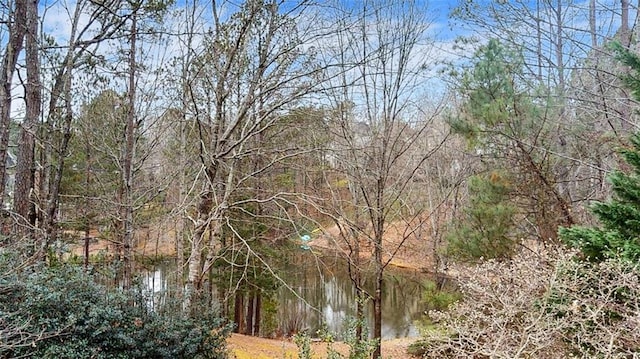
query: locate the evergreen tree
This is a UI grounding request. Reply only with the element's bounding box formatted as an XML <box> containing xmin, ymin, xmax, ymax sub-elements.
<box><xmin>449</xmin><ymin>39</ymin><xmax>573</xmax><ymax>244</ymax></box>
<box><xmin>560</xmin><ymin>133</ymin><xmax>640</xmax><ymax>261</ymax></box>
<box><xmin>446</xmin><ymin>171</ymin><xmax>517</xmax><ymax>261</ymax></box>
<box><xmin>559</xmin><ymin>43</ymin><xmax>640</xmax><ymax>261</ymax></box>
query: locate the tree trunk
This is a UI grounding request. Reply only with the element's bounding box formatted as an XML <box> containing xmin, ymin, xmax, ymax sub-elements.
<box><xmin>0</xmin><ymin>0</ymin><xmax>27</xmax><ymax>211</ymax></box>
<box><xmin>254</xmin><ymin>292</ymin><xmax>261</xmax><ymax>336</ymax></box>
<box><xmin>245</xmin><ymin>292</ymin><xmax>255</xmax><ymax>335</ymax></box>
<box><xmin>347</xmin><ymin>223</ymin><xmax>365</xmax><ymax>344</ymax></box>
<box><xmin>372</xmin><ymin>208</ymin><xmax>384</xmax><ymax>359</ymax></box>
<box><xmin>14</xmin><ymin>0</ymin><xmax>40</xmax><ymax>235</ymax></box>
<box><xmin>555</xmin><ymin>0</ymin><xmax>564</xmax><ymax>95</ymax></box>
<box><xmin>186</xmin><ymin>190</ymin><xmax>212</xmax><ymax>297</ymax></box>
<box><xmin>589</xmin><ymin>0</ymin><xmax>597</xmax><ymax>48</ymax></box>
<box><xmin>354</xmin><ymin>252</ymin><xmax>364</xmax><ymax>343</ymax></box>
<box><xmin>175</xmin><ymin>217</ymin><xmax>184</xmax><ymax>296</ymax></box>
<box><xmin>121</xmin><ymin>11</ymin><xmax>138</xmax><ymax>289</ymax></box>
<box><xmin>234</xmin><ymin>292</ymin><xmax>245</xmax><ymax>334</ymax></box>
<box><xmin>536</xmin><ymin>0</ymin><xmax>543</xmax><ymax>81</ymax></box>
<box><xmin>373</xmin><ymin>239</ymin><xmax>383</xmax><ymax>359</ymax></box>
<box><xmin>42</xmin><ymin>57</ymin><xmax>74</xmax><ymax>253</ymax></box>
<box><xmin>621</xmin><ymin>0</ymin><xmax>630</xmax><ymax>46</ymax></box>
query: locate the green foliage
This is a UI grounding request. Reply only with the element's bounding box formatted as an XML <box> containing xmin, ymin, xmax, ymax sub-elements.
<box><xmin>316</xmin><ymin>325</ymin><xmax>342</xmax><ymax>359</ymax></box>
<box><xmin>413</xmin><ymin>280</ymin><xmax>461</xmax><ymax>354</ymax></box>
<box><xmin>611</xmin><ymin>41</ymin><xmax>640</xmax><ymax>103</ymax></box>
<box><xmin>0</xmin><ymin>253</ymin><xmax>232</xmax><ymax>358</ymax></box>
<box><xmin>560</xmin><ymin>134</ymin><xmax>640</xmax><ymax>261</ymax></box>
<box><xmin>407</xmin><ymin>338</ymin><xmax>435</xmax><ymax>357</ymax></box>
<box><xmin>445</xmin><ymin>172</ymin><xmax>517</xmax><ymax>260</ymax></box>
<box><xmin>449</xmin><ymin>37</ymin><xmax>566</xmax><ymax>243</ymax></box>
<box><xmin>293</xmin><ymin>331</ymin><xmax>313</xmax><ymax>359</ymax></box>
<box><xmin>295</xmin><ymin>318</ymin><xmax>377</xmax><ymax>359</ymax></box>
<box><xmin>341</xmin><ymin>317</ymin><xmax>377</xmax><ymax>359</ymax></box>
<box><xmin>449</xmin><ymin>39</ymin><xmax>534</xmax><ymax>147</ymax></box>
<box><xmin>420</xmin><ymin>280</ymin><xmax>461</xmax><ymax>313</ymax></box>
<box><xmin>260</xmin><ymin>295</ymin><xmax>280</xmax><ymax>337</ymax></box>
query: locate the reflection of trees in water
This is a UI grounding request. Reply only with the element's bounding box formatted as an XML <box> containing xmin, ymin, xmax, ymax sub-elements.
<box><xmin>382</xmin><ymin>272</ymin><xmax>425</xmax><ymax>338</ymax></box>
<box><xmin>142</xmin><ymin>254</ymin><xmax>428</xmax><ymax>339</ymax></box>
<box><xmin>278</xmin><ymin>252</ymin><xmax>426</xmax><ymax>339</ymax></box>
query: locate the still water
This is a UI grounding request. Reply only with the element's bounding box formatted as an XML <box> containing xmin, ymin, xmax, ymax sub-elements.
<box><xmin>143</xmin><ymin>252</ymin><xmax>428</xmax><ymax>339</ymax></box>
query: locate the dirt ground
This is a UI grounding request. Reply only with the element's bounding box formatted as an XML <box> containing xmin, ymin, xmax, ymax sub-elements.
<box><xmin>227</xmin><ymin>333</ymin><xmax>416</xmax><ymax>359</ymax></box>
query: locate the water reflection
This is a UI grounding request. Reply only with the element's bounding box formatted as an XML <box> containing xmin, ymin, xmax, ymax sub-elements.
<box><xmin>142</xmin><ymin>253</ymin><xmax>427</xmax><ymax>339</ymax></box>
<box><xmin>277</xmin><ymin>252</ymin><xmax>425</xmax><ymax>339</ymax></box>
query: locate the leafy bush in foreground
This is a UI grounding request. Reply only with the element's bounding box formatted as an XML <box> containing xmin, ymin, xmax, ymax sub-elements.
<box><xmin>0</xmin><ymin>253</ymin><xmax>232</xmax><ymax>359</ymax></box>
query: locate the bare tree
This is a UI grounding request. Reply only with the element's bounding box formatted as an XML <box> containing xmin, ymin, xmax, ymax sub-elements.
<box><xmin>119</xmin><ymin>5</ymin><xmax>138</xmax><ymax>289</ymax></box>
<box><xmin>37</xmin><ymin>0</ymin><xmax>132</xmax><ymax>255</ymax></box>
<box><xmin>174</xmin><ymin>0</ymin><xmax>326</xmax><ymax>308</ymax></box>
<box><xmin>313</xmin><ymin>1</ymin><xmax>445</xmax><ymax>356</ymax></box>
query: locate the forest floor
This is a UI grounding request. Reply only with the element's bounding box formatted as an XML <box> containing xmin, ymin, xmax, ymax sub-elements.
<box><xmin>227</xmin><ymin>333</ymin><xmax>416</xmax><ymax>359</ymax></box>
<box><xmin>68</xmin><ymin>220</ymin><xmax>433</xmax><ymax>359</ymax></box>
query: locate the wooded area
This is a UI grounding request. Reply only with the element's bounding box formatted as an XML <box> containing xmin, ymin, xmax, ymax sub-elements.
<box><xmin>1</xmin><ymin>0</ymin><xmax>640</xmax><ymax>358</ymax></box>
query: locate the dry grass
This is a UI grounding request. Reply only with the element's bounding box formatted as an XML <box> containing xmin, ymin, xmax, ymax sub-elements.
<box><xmin>227</xmin><ymin>333</ymin><xmax>414</xmax><ymax>359</ymax></box>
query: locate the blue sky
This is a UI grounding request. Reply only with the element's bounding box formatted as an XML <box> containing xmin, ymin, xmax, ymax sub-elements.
<box><xmin>17</xmin><ymin>0</ymin><xmax>640</xmax><ymax>110</ymax></box>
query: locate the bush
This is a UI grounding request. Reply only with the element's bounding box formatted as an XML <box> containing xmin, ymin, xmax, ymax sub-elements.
<box><xmin>420</xmin><ymin>280</ymin><xmax>461</xmax><ymax>313</ymax></box>
<box><xmin>0</xmin><ymin>253</ymin><xmax>232</xmax><ymax>359</ymax></box>
<box><xmin>416</xmin><ymin>248</ymin><xmax>640</xmax><ymax>358</ymax></box>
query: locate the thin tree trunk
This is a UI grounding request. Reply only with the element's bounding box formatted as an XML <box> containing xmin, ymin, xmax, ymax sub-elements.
<box><xmin>555</xmin><ymin>0</ymin><xmax>564</xmax><ymax>95</ymax></box>
<box><xmin>84</xmin><ymin>143</ymin><xmax>91</xmax><ymax>271</ymax></box>
<box><xmin>175</xmin><ymin>217</ymin><xmax>184</xmax><ymax>295</ymax></box>
<box><xmin>589</xmin><ymin>0</ymin><xmax>597</xmax><ymax>48</ymax></box>
<box><xmin>42</xmin><ymin>0</ymin><xmax>84</xmax><ymax>255</ymax></box>
<box><xmin>371</xmin><ymin>184</ymin><xmax>385</xmax><ymax>359</ymax></box>
<box><xmin>176</xmin><ymin>0</ymin><xmax>197</xmax><ymax>301</ymax></box>
<box><xmin>187</xmin><ymin>190</ymin><xmax>212</xmax><ymax>297</ymax></box>
<box><xmin>347</xmin><ymin>223</ymin><xmax>365</xmax><ymax>344</ymax></box>
<box><xmin>245</xmin><ymin>292</ymin><xmax>255</xmax><ymax>335</ymax></box>
<box><xmin>121</xmin><ymin>11</ymin><xmax>137</xmax><ymax>289</ymax></box>
<box><xmin>354</xmin><ymin>249</ymin><xmax>364</xmax><ymax>342</ymax></box>
<box><xmin>373</xmin><ymin>229</ymin><xmax>383</xmax><ymax>359</ymax></box>
<box><xmin>44</xmin><ymin>92</ymin><xmax>72</xmax><ymax>251</ymax></box>
<box><xmin>254</xmin><ymin>292</ymin><xmax>261</xmax><ymax>336</ymax></box>
<box><xmin>536</xmin><ymin>0</ymin><xmax>543</xmax><ymax>81</ymax></box>
<box><xmin>621</xmin><ymin>0</ymin><xmax>630</xmax><ymax>46</ymax></box>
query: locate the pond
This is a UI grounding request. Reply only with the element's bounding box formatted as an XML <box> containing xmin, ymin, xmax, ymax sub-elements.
<box><xmin>142</xmin><ymin>251</ymin><xmax>430</xmax><ymax>339</ymax></box>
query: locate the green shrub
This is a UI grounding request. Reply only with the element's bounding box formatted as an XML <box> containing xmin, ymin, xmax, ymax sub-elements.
<box><xmin>0</xmin><ymin>254</ymin><xmax>232</xmax><ymax>359</ymax></box>
<box><xmin>420</xmin><ymin>280</ymin><xmax>460</xmax><ymax>312</ymax></box>
<box><xmin>293</xmin><ymin>331</ymin><xmax>313</xmax><ymax>359</ymax></box>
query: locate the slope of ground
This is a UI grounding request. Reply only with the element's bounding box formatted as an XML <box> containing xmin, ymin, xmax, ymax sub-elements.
<box><xmin>308</xmin><ymin>219</ymin><xmax>436</xmax><ymax>273</ymax></box>
<box><xmin>227</xmin><ymin>333</ymin><xmax>415</xmax><ymax>359</ymax></box>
